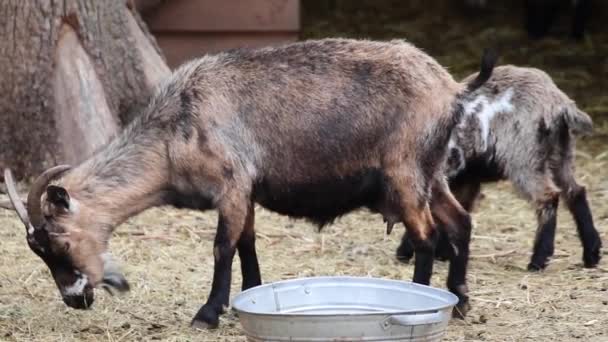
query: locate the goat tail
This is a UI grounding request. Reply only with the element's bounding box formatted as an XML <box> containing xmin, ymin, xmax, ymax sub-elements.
<box><xmin>465</xmin><ymin>48</ymin><xmax>499</xmax><ymax>93</ymax></box>
<box><xmin>562</xmin><ymin>106</ymin><xmax>593</xmax><ymax>136</ymax></box>
<box><xmin>443</xmin><ymin>48</ymin><xmax>499</xmax><ymax>136</ymax></box>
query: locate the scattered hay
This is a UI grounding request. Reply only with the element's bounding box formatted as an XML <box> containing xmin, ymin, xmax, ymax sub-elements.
<box><xmin>1</xmin><ymin>154</ymin><xmax>606</xmax><ymax>341</ymax></box>
<box><xmin>1</xmin><ymin>2</ymin><xmax>607</xmax><ymax>341</ymax></box>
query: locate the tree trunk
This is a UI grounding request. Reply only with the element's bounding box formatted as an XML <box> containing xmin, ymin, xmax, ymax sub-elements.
<box><xmin>0</xmin><ymin>0</ymin><xmax>170</xmax><ymax>180</ymax></box>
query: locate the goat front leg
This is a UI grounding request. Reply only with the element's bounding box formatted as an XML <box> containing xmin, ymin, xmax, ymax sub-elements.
<box><xmin>191</xmin><ymin>193</ymin><xmax>248</xmax><ymax>329</ymax></box>
<box><xmin>237</xmin><ymin>203</ymin><xmax>261</xmax><ymax>290</ymax></box>
<box><xmin>387</xmin><ymin>170</ymin><xmax>438</xmax><ymax>285</ymax></box>
<box><xmin>528</xmin><ymin>192</ymin><xmax>559</xmax><ymax>271</ymax></box>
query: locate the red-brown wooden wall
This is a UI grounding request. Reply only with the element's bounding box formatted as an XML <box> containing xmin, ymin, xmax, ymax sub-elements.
<box><xmin>139</xmin><ymin>0</ymin><xmax>301</xmax><ymax>68</ymax></box>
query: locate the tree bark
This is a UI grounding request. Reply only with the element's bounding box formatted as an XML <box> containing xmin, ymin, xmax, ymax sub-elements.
<box><xmin>0</xmin><ymin>0</ymin><xmax>170</xmax><ymax>180</ymax></box>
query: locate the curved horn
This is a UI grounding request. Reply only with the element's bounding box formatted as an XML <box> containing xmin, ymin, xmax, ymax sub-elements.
<box><xmin>3</xmin><ymin>169</ymin><xmax>32</xmax><ymax>232</ymax></box>
<box><xmin>26</xmin><ymin>165</ymin><xmax>71</xmax><ymax>228</ymax></box>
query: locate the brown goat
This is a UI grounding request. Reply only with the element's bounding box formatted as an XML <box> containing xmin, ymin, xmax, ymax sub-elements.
<box><xmin>4</xmin><ymin>38</ymin><xmax>495</xmax><ymax>328</ymax></box>
<box><xmin>397</xmin><ymin>65</ymin><xmax>602</xmax><ymax>271</ymax></box>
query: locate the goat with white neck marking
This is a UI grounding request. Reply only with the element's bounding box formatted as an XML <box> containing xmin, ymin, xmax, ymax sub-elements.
<box><xmin>397</xmin><ymin>65</ymin><xmax>602</xmax><ymax>271</ymax></box>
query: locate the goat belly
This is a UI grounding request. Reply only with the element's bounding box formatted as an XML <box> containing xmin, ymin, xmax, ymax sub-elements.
<box><xmin>252</xmin><ymin>169</ymin><xmax>385</xmax><ymax>227</ymax></box>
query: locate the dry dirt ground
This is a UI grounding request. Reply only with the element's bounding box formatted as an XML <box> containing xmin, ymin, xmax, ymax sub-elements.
<box><xmin>0</xmin><ymin>143</ymin><xmax>607</xmax><ymax>341</ymax></box>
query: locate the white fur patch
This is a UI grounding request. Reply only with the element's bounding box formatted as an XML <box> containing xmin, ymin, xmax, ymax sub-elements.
<box><xmin>101</xmin><ymin>252</ymin><xmax>125</xmax><ymax>280</ymax></box>
<box><xmin>69</xmin><ymin>198</ymin><xmax>80</xmax><ymax>214</ymax></box>
<box><xmin>463</xmin><ymin>87</ymin><xmax>515</xmax><ymax>151</ymax></box>
<box><xmin>447</xmin><ymin>139</ymin><xmax>457</xmax><ymax>150</ymax></box>
<box><xmin>62</xmin><ymin>273</ymin><xmax>89</xmax><ymax>296</ymax></box>
<box><xmin>101</xmin><ymin>252</ymin><xmax>119</xmax><ymax>274</ymax></box>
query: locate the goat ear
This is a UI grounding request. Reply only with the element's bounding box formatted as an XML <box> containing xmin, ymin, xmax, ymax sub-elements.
<box><xmin>46</xmin><ymin>185</ymin><xmax>70</xmax><ymax>212</ymax></box>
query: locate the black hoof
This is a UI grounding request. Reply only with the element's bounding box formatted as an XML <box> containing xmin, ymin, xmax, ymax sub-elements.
<box><xmin>435</xmin><ymin>250</ymin><xmax>451</xmax><ymax>262</ymax></box>
<box><xmin>396</xmin><ymin>254</ymin><xmax>412</xmax><ymax>264</ymax></box>
<box><xmin>396</xmin><ymin>242</ymin><xmax>414</xmax><ymax>264</ymax></box>
<box><xmin>449</xmin><ymin>284</ymin><xmax>470</xmax><ymax>319</ymax></box>
<box><xmin>191</xmin><ymin>305</ymin><xmax>220</xmax><ymax>330</ymax></box>
<box><xmin>528</xmin><ymin>261</ymin><xmax>547</xmax><ymax>272</ymax></box>
<box><xmin>452</xmin><ymin>295</ymin><xmax>470</xmax><ymax>319</ymax></box>
<box><xmin>583</xmin><ymin>246</ymin><xmax>601</xmax><ymax>268</ymax></box>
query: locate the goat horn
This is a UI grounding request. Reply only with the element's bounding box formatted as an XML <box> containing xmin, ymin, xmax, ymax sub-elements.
<box><xmin>3</xmin><ymin>169</ymin><xmax>34</xmax><ymax>232</ymax></box>
<box><xmin>26</xmin><ymin>165</ymin><xmax>71</xmax><ymax>228</ymax></box>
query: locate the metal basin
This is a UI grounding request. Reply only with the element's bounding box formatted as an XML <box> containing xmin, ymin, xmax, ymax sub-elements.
<box><xmin>231</xmin><ymin>276</ymin><xmax>458</xmax><ymax>341</ymax></box>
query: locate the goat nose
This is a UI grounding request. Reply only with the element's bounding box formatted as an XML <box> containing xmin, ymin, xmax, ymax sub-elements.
<box><xmin>62</xmin><ymin>291</ymin><xmax>94</xmax><ymax>309</ymax></box>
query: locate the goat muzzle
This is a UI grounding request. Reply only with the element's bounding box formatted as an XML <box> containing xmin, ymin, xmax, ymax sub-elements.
<box><xmin>62</xmin><ymin>286</ymin><xmax>95</xmax><ymax>310</ymax></box>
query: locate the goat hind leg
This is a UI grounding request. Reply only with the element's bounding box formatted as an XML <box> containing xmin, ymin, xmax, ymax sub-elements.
<box><xmin>552</xmin><ymin>142</ymin><xmax>601</xmax><ymax>267</ymax></box>
<box><xmin>396</xmin><ymin>179</ymin><xmax>479</xmax><ymax>263</ymax></box>
<box><xmin>408</xmin><ymin>207</ymin><xmax>438</xmax><ymax>285</ymax></box>
<box><xmin>564</xmin><ymin>185</ymin><xmax>601</xmax><ymax>267</ymax></box>
<box><xmin>431</xmin><ymin>182</ymin><xmax>473</xmax><ymax>318</ymax></box>
<box><xmin>397</xmin><ymin>225</ymin><xmax>451</xmax><ymax>263</ymax></box>
<box><xmin>385</xmin><ymin>168</ymin><xmax>437</xmax><ymax>284</ymax></box>
<box><xmin>396</xmin><ymin>233</ymin><xmax>415</xmax><ymax>263</ymax></box>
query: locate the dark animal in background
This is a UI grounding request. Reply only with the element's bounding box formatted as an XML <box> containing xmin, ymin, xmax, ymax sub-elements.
<box><xmin>464</xmin><ymin>0</ymin><xmax>592</xmax><ymax>40</ymax></box>
<box><xmin>3</xmin><ymin>38</ymin><xmax>496</xmax><ymax>328</ymax></box>
<box><xmin>525</xmin><ymin>0</ymin><xmax>593</xmax><ymax>39</ymax></box>
<box><xmin>397</xmin><ymin>65</ymin><xmax>602</xmax><ymax>271</ymax></box>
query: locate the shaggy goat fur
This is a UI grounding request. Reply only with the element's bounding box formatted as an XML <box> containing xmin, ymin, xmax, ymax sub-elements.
<box><xmin>4</xmin><ymin>38</ymin><xmax>495</xmax><ymax>327</ymax></box>
<box><xmin>397</xmin><ymin>65</ymin><xmax>601</xmax><ymax>271</ymax></box>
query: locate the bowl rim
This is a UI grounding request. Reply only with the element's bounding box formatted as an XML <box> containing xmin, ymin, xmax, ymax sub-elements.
<box><xmin>231</xmin><ymin>275</ymin><xmax>459</xmax><ymax>318</ymax></box>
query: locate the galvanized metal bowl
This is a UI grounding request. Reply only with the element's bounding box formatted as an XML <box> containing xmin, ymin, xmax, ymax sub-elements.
<box><xmin>231</xmin><ymin>276</ymin><xmax>458</xmax><ymax>341</ymax></box>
